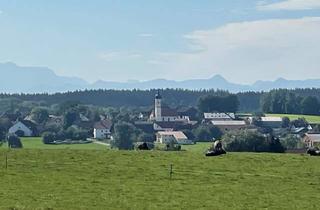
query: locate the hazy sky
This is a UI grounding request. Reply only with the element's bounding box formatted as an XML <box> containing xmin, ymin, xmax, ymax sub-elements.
<box><xmin>0</xmin><ymin>0</ymin><xmax>320</xmax><ymax>84</ymax></box>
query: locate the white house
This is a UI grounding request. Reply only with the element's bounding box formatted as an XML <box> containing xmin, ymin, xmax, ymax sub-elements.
<box><xmin>156</xmin><ymin>131</ymin><xmax>193</xmax><ymax>145</ymax></box>
<box><xmin>93</xmin><ymin>120</ymin><xmax>112</xmax><ymax>139</ymax></box>
<box><xmin>8</xmin><ymin>120</ymin><xmax>36</xmax><ymax>137</ymax></box>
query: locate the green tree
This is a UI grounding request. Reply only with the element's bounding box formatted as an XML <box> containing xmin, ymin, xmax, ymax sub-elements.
<box><xmin>31</xmin><ymin>107</ymin><xmax>49</xmax><ymax>124</ymax></box>
<box><xmin>112</xmin><ymin>122</ymin><xmax>137</xmax><ymax>150</ymax></box>
<box><xmin>301</xmin><ymin>96</ymin><xmax>320</xmax><ymax>115</ymax></box>
<box><xmin>42</xmin><ymin>132</ymin><xmax>56</xmax><ymax>144</ymax></box>
<box><xmin>223</xmin><ymin>130</ymin><xmax>284</xmax><ymax>153</ymax></box>
<box><xmin>193</xmin><ymin>125</ymin><xmax>222</xmax><ymax>142</ymax></box>
<box><xmin>198</xmin><ymin>94</ymin><xmax>239</xmax><ymax>113</ymax></box>
<box><xmin>281</xmin><ymin>117</ymin><xmax>290</xmax><ymax>128</ymax></box>
<box><xmin>63</xmin><ymin>110</ymin><xmax>78</xmax><ymax>128</ymax></box>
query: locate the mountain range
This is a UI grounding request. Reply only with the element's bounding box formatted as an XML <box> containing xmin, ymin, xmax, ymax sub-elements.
<box><xmin>1</xmin><ymin>62</ymin><xmax>319</xmax><ymax>93</ymax></box>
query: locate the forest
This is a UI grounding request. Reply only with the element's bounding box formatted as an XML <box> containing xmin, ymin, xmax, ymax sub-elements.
<box><xmin>0</xmin><ymin>88</ymin><xmax>320</xmax><ymax>113</ymax></box>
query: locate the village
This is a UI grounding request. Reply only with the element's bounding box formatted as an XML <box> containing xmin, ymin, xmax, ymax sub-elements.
<box><xmin>1</xmin><ymin>90</ymin><xmax>320</xmax><ymax>153</ymax></box>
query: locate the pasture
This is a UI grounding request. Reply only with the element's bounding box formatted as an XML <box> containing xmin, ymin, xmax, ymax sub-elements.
<box><xmin>0</xmin><ymin>137</ymin><xmax>108</xmax><ymax>150</ymax></box>
<box><xmin>266</xmin><ymin>113</ymin><xmax>320</xmax><ymax>124</ymax></box>
<box><xmin>1</xmin><ymin>142</ymin><xmax>320</xmax><ymax>209</ymax></box>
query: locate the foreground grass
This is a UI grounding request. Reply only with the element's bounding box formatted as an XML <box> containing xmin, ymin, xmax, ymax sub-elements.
<box><xmin>0</xmin><ymin>137</ymin><xmax>108</xmax><ymax>150</ymax></box>
<box><xmin>1</xmin><ymin>148</ymin><xmax>320</xmax><ymax>209</ymax></box>
<box><xmin>266</xmin><ymin>113</ymin><xmax>320</xmax><ymax>123</ymax></box>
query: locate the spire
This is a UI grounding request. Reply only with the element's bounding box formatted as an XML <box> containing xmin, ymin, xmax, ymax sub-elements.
<box><xmin>155</xmin><ymin>89</ymin><xmax>162</xmax><ymax>99</ymax></box>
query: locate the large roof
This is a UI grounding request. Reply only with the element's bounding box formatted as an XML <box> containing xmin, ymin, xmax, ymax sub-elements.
<box><xmin>261</xmin><ymin>117</ymin><xmax>282</xmax><ymax>122</ymax></box>
<box><xmin>212</xmin><ymin>120</ymin><xmax>246</xmax><ymax>126</ymax></box>
<box><xmin>94</xmin><ymin>120</ymin><xmax>112</xmax><ymax>130</ymax></box>
<box><xmin>204</xmin><ymin>113</ymin><xmax>235</xmax><ymax>120</ymax></box>
<box><xmin>157</xmin><ymin>131</ymin><xmax>188</xmax><ymax>140</ymax></box>
<box><xmin>161</xmin><ymin>104</ymin><xmax>178</xmax><ymax>117</ymax></box>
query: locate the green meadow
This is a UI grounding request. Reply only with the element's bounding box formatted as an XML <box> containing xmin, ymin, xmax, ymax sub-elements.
<box><xmin>266</xmin><ymin>113</ymin><xmax>320</xmax><ymax>124</ymax></box>
<box><xmin>1</xmin><ymin>139</ymin><xmax>320</xmax><ymax>209</ymax></box>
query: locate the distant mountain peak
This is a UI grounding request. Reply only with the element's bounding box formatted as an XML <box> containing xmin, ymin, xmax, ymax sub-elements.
<box><xmin>1</xmin><ymin>62</ymin><xmax>320</xmax><ymax>93</ymax></box>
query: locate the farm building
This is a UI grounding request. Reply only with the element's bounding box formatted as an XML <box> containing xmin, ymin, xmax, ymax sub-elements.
<box><xmin>156</xmin><ymin>131</ymin><xmax>193</xmax><ymax>145</ymax></box>
<box><xmin>303</xmin><ymin>133</ymin><xmax>320</xmax><ymax>148</ymax></box>
<box><xmin>211</xmin><ymin>120</ymin><xmax>247</xmax><ymax>132</ymax></box>
<box><xmin>204</xmin><ymin>112</ymin><xmax>235</xmax><ymax>121</ymax></box>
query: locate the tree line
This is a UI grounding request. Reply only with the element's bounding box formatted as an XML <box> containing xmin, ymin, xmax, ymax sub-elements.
<box><xmin>261</xmin><ymin>89</ymin><xmax>320</xmax><ymax>115</ymax></box>
<box><xmin>0</xmin><ymin>88</ymin><xmax>320</xmax><ymax>113</ymax></box>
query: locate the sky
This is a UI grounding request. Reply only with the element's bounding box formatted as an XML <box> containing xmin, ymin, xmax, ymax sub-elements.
<box><xmin>0</xmin><ymin>0</ymin><xmax>320</xmax><ymax>84</ymax></box>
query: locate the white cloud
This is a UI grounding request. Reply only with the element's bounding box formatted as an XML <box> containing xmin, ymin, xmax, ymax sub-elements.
<box><xmin>138</xmin><ymin>33</ymin><xmax>153</xmax><ymax>37</ymax></box>
<box><xmin>258</xmin><ymin>0</ymin><xmax>320</xmax><ymax>11</ymax></box>
<box><xmin>153</xmin><ymin>17</ymin><xmax>320</xmax><ymax>83</ymax></box>
<box><xmin>99</xmin><ymin>52</ymin><xmax>142</xmax><ymax>62</ymax></box>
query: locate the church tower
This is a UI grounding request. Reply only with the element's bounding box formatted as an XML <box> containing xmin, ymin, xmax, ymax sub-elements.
<box><xmin>155</xmin><ymin>90</ymin><xmax>162</xmax><ymax>121</ymax></box>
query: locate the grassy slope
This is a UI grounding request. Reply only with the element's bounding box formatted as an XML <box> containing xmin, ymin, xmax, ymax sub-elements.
<box><xmin>266</xmin><ymin>113</ymin><xmax>320</xmax><ymax>123</ymax></box>
<box><xmin>1</xmin><ymin>143</ymin><xmax>320</xmax><ymax>209</ymax></box>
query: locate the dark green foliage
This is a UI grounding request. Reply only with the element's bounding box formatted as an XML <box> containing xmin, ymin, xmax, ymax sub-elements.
<box><xmin>1</xmin><ymin>88</ymin><xmax>320</xmax><ymax>115</ymax></box>
<box><xmin>112</xmin><ymin>122</ymin><xmax>137</xmax><ymax>150</ymax></box>
<box><xmin>281</xmin><ymin>117</ymin><xmax>290</xmax><ymax>128</ymax></box>
<box><xmin>223</xmin><ymin>130</ymin><xmax>285</xmax><ymax>153</ymax></box>
<box><xmin>7</xmin><ymin>135</ymin><xmax>23</xmax><ymax>148</ymax></box>
<box><xmin>301</xmin><ymin>96</ymin><xmax>320</xmax><ymax>115</ymax></box>
<box><xmin>193</xmin><ymin>125</ymin><xmax>222</xmax><ymax>142</ymax></box>
<box><xmin>15</xmin><ymin>130</ymin><xmax>25</xmax><ymax>137</ymax></box>
<box><xmin>290</xmin><ymin>118</ymin><xmax>309</xmax><ymax>128</ymax></box>
<box><xmin>261</xmin><ymin>89</ymin><xmax>320</xmax><ymax>115</ymax></box>
<box><xmin>138</xmin><ymin>133</ymin><xmax>155</xmax><ymax>143</ymax></box>
<box><xmin>42</xmin><ymin>132</ymin><xmax>55</xmax><ymax>144</ymax></box>
<box><xmin>280</xmin><ymin>135</ymin><xmax>303</xmax><ymax>150</ymax></box>
<box><xmin>30</xmin><ymin>107</ymin><xmax>49</xmax><ymax>124</ymax></box>
<box><xmin>198</xmin><ymin>94</ymin><xmax>239</xmax><ymax>113</ymax></box>
<box><xmin>63</xmin><ymin>110</ymin><xmax>78</xmax><ymax>128</ymax></box>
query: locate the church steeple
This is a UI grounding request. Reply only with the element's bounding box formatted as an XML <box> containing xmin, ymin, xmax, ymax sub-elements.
<box><xmin>155</xmin><ymin>89</ymin><xmax>162</xmax><ymax>121</ymax></box>
<box><xmin>155</xmin><ymin>89</ymin><xmax>162</xmax><ymax>99</ymax></box>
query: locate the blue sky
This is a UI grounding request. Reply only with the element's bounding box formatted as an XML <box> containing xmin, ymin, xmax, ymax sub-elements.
<box><xmin>0</xmin><ymin>0</ymin><xmax>320</xmax><ymax>84</ymax></box>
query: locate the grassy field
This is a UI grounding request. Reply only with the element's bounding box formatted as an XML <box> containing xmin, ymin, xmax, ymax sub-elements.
<box><xmin>1</xmin><ymin>142</ymin><xmax>320</xmax><ymax>209</ymax></box>
<box><xmin>0</xmin><ymin>137</ymin><xmax>108</xmax><ymax>150</ymax></box>
<box><xmin>266</xmin><ymin>113</ymin><xmax>320</xmax><ymax>123</ymax></box>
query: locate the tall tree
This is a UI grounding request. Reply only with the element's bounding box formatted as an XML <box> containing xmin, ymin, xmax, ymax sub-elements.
<box><xmin>112</xmin><ymin>122</ymin><xmax>137</xmax><ymax>150</ymax></box>
<box><xmin>301</xmin><ymin>96</ymin><xmax>320</xmax><ymax>115</ymax></box>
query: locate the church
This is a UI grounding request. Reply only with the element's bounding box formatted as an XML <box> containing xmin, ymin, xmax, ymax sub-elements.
<box><xmin>149</xmin><ymin>90</ymin><xmax>189</xmax><ymax>122</ymax></box>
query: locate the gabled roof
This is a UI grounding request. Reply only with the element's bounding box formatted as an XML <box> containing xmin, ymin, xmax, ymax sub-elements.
<box><xmin>94</xmin><ymin>120</ymin><xmax>112</xmax><ymax>130</ymax></box>
<box><xmin>161</xmin><ymin>104</ymin><xmax>178</xmax><ymax>117</ymax></box>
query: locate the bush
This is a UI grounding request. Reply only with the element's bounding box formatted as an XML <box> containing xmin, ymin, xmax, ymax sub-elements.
<box><xmin>15</xmin><ymin>130</ymin><xmax>25</xmax><ymax>137</ymax></box>
<box><xmin>138</xmin><ymin>133</ymin><xmax>155</xmax><ymax>143</ymax></box>
<box><xmin>7</xmin><ymin>135</ymin><xmax>23</xmax><ymax>148</ymax></box>
<box><xmin>42</xmin><ymin>132</ymin><xmax>56</xmax><ymax>144</ymax></box>
<box><xmin>193</xmin><ymin>125</ymin><xmax>222</xmax><ymax>142</ymax></box>
<box><xmin>223</xmin><ymin>130</ymin><xmax>285</xmax><ymax>153</ymax></box>
<box><xmin>281</xmin><ymin>134</ymin><xmax>304</xmax><ymax>150</ymax></box>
